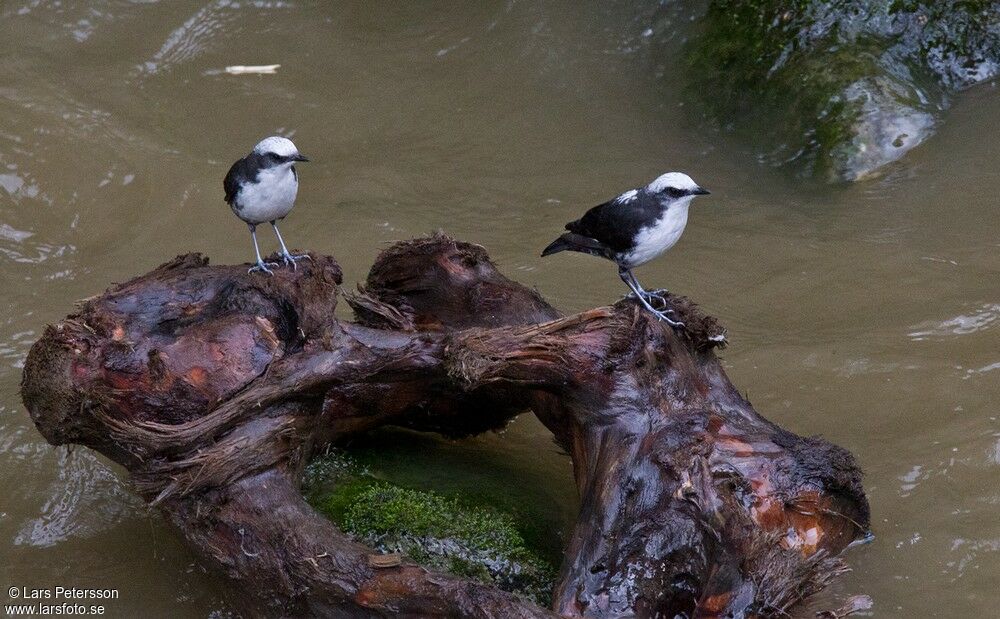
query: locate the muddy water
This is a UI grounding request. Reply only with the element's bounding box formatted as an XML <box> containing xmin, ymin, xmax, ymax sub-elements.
<box><xmin>1</xmin><ymin>1</ymin><xmax>998</xmax><ymax>616</ymax></box>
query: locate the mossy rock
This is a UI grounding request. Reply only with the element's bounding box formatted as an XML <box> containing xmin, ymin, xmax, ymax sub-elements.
<box><xmin>684</xmin><ymin>1</ymin><xmax>1000</xmax><ymax>181</ymax></box>
<box><xmin>303</xmin><ymin>451</ymin><xmax>557</xmax><ymax>605</ymax></box>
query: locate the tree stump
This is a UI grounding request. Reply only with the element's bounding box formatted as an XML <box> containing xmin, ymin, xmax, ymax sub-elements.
<box><xmin>21</xmin><ymin>234</ymin><xmax>869</xmax><ymax>617</ymax></box>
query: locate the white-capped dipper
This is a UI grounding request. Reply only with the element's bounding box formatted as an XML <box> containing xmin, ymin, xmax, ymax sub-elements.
<box><xmin>541</xmin><ymin>172</ymin><xmax>710</xmax><ymax>327</ymax></box>
<box><xmin>224</xmin><ymin>136</ymin><xmax>311</xmax><ymax>274</ymax></box>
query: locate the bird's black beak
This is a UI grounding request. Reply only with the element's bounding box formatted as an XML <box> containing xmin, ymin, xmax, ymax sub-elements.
<box><xmin>692</xmin><ymin>186</ymin><xmax>710</xmax><ymax>196</ymax></box>
<box><xmin>293</xmin><ymin>154</ymin><xmax>310</xmax><ymax>162</ymax></box>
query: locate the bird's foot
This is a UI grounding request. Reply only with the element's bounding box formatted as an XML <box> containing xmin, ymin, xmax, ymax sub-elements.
<box><xmin>624</xmin><ymin>290</ymin><xmax>675</xmax><ymax>314</ymax></box>
<box><xmin>279</xmin><ymin>251</ymin><xmax>311</xmax><ymax>271</ymax></box>
<box><xmin>628</xmin><ymin>292</ymin><xmax>684</xmax><ymax>328</ymax></box>
<box><xmin>647</xmin><ymin>307</ymin><xmax>685</xmax><ymax>328</ymax></box>
<box><xmin>248</xmin><ymin>260</ymin><xmax>280</xmax><ymax>275</ymax></box>
<box><xmin>640</xmin><ymin>289</ymin><xmax>673</xmax><ymax>311</ymax></box>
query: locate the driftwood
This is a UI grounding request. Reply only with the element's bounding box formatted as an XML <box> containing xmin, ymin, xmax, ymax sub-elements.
<box><xmin>21</xmin><ymin>234</ymin><xmax>869</xmax><ymax>617</ymax></box>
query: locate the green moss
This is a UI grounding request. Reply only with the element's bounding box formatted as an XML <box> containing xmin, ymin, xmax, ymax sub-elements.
<box><xmin>314</xmin><ymin>429</ymin><xmax>575</xmax><ymax>565</ymax></box>
<box><xmin>344</xmin><ymin>483</ymin><xmax>535</xmax><ymax>558</ymax></box>
<box><xmin>312</xmin><ymin>477</ymin><xmax>377</xmax><ymax>522</ymax></box>
<box><xmin>303</xmin><ymin>450</ymin><xmax>557</xmax><ymax>605</ymax></box>
<box><xmin>446</xmin><ymin>556</ymin><xmax>493</xmax><ymax>581</ymax></box>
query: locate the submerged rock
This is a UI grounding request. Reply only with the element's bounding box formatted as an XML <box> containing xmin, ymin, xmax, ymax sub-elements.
<box><xmin>344</xmin><ymin>484</ymin><xmax>556</xmax><ymax>605</ymax></box>
<box><xmin>303</xmin><ymin>453</ymin><xmax>556</xmax><ymax>605</ymax></box>
<box><xmin>684</xmin><ymin>0</ymin><xmax>1000</xmax><ymax>181</ymax></box>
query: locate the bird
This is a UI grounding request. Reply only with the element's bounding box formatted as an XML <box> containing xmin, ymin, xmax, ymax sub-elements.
<box><xmin>541</xmin><ymin>172</ymin><xmax>710</xmax><ymax>327</ymax></box>
<box><xmin>223</xmin><ymin>136</ymin><xmax>311</xmax><ymax>274</ymax></box>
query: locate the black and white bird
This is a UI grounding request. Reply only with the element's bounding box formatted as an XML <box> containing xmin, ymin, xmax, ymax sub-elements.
<box><xmin>541</xmin><ymin>172</ymin><xmax>710</xmax><ymax>327</ymax></box>
<box><xmin>224</xmin><ymin>136</ymin><xmax>311</xmax><ymax>274</ymax></box>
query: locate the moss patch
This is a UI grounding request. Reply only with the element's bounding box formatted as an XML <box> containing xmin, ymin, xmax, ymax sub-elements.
<box><xmin>303</xmin><ymin>450</ymin><xmax>557</xmax><ymax>605</ymax></box>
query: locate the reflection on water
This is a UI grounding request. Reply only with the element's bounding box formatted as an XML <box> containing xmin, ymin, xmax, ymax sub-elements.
<box><xmin>908</xmin><ymin>303</ymin><xmax>1000</xmax><ymax>339</ymax></box>
<box><xmin>0</xmin><ymin>1</ymin><xmax>998</xmax><ymax>616</ymax></box>
<box><xmin>14</xmin><ymin>450</ymin><xmax>139</xmax><ymax>548</ymax></box>
<box><xmin>139</xmin><ymin>1</ymin><xmax>296</xmax><ymax>76</ymax></box>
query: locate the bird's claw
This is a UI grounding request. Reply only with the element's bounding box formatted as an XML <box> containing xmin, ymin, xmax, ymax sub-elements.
<box><xmin>642</xmin><ymin>293</ymin><xmax>672</xmax><ymax>311</ymax></box>
<box><xmin>641</xmin><ymin>289</ymin><xmax>672</xmax><ymax>308</ymax></box>
<box><xmin>628</xmin><ymin>292</ymin><xmax>684</xmax><ymax>328</ymax></box>
<box><xmin>249</xmin><ymin>260</ymin><xmax>280</xmax><ymax>275</ymax></box>
<box><xmin>625</xmin><ymin>291</ymin><xmax>675</xmax><ymax>314</ymax></box>
<box><xmin>280</xmin><ymin>252</ymin><xmax>311</xmax><ymax>271</ymax></box>
<box><xmin>651</xmin><ymin>310</ymin><xmax>685</xmax><ymax>328</ymax></box>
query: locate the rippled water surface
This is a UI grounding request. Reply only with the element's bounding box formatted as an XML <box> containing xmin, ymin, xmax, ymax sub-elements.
<box><xmin>1</xmin><ymin>2</ymin><xmax>998</xmax><ymax>616</ymax></box>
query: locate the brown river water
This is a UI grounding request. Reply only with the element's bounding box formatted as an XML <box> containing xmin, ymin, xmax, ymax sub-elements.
<box><xmin>1</xmin><ymin>2</ymin><xmax>998</xmax><ymax>617</ymax></box>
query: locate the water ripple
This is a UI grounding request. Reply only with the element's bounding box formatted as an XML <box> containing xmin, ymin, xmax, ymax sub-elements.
<box><xmin>13</xmin><ymin>449</ymin><xmax>139</xmax><ymax>548</ymax></box>
<box><xmin>0</xmin><ymin>329</ymin><xmax>35</xmax><ymax>370</ymax></box>
<box><xmin>138</xmin><ymin>0</ymin><xmax>292</xmax><ymax>76</ymax></box>
<box><xmin>963</xmin><ymin>361</ymin><xmax>1000</xmax><ymax>380</ymax></box>
<box><xmin>908</xmin><ymin>303</ymin><xmax>1000</xmax><ymax>340</ymax></box>
<box><xmin>946</xmin><ymin>537</ymin><xmax>1000</xmax><ymax>579</ymax></box>
<box><xmin>0</xmin><ymin>223</ymin><xmax>33</xmax><ymax>243</ymax></box>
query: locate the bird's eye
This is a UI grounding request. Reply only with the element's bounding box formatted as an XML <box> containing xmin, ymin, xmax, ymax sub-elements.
<box><xmin>268</xmin><ymin>153</ymin><xmax>282</xmax><ymax>163</ymax></box>
<box><xmin>664</xmin><ymin>187</ymin><xmax>686</xmax><ymax>198</ymax></box>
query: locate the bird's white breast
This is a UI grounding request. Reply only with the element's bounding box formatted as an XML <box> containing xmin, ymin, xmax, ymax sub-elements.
<box><xmin>233</xmin><ymin>164</ymin><xmax>298</xmax><ymax>224</ymax></box>
<box><xmin>621</xmin><ymin>200</ymin><xmax>690</xmax><ymax>268</ymax></box>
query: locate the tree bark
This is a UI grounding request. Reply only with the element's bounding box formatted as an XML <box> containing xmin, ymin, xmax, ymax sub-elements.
<box><xmin>21</xmin><ymin>234</ymin><xmax>869</xmax><ymax>618</ymax></box>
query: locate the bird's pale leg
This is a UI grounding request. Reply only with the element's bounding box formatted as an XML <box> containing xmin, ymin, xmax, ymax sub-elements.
<box><xmin>248</xmin><ymin>225</ymin><xmax>279</xmax><ymax>275</ymax></box>
<box><xmin>624</xmin><ymin>270</ymin><xmax>670</xmax><ymax>313</ymax></box>
<box><xmin>618</xmin><ymin>268</ymin><xmax>684</xmax><ymax>328</ymax></box>
<box><xmin>271</xmin><ymin>221</ymin><xmax>311</xmax><ymax>270</ymax></box>
<box><xmin>622</xmin><ymin>269</ymin><xmax>673</xmax><ymax>312</ymax></box>
<box><xmin>628</xmin><ymin>271</ymin><xmax>674</xmax><ymax>314</ymax></box>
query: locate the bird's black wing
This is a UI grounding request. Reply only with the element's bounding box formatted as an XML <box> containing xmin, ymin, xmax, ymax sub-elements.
<box><xmin>565</xmin><ymin>189</ymin><xmax>662</xmax><ymax>253</ymax></box>
<box><xmin>223</xmin><ymin>154</ymin><xmax>259</xmax><ymax>206</ymax></box>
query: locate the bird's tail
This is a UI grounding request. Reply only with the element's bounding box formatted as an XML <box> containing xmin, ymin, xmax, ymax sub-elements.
<box><xmin>541</xmin><ymin>232</ymin><xmax>612</xmax><ymax>260</ymax></box>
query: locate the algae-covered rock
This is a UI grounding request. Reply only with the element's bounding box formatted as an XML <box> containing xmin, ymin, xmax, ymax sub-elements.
<box><xmin>302</xmin><ymin>451</ymin><xmax>556</xmax><ymax>605</ymax></box>
<box><xmin>685</xmin><ymin>0</ymin><xmax>1000</xmax><ymax>181</ymax></box>
<box><xmin>342</xmin><ymin>484</ymin><xmax>556</xmax><ymax>604</ymax></box>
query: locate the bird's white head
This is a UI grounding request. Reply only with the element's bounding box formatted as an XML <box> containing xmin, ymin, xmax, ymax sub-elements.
<box><xmin>646</xmin><ymin>172</ymin><xmax>710</xmax><ymax>201</ymax></box>
<box><xmin>252</xmin><ymin>136</ymin><xmax>309</xmax><ymax>165</ymax></box>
